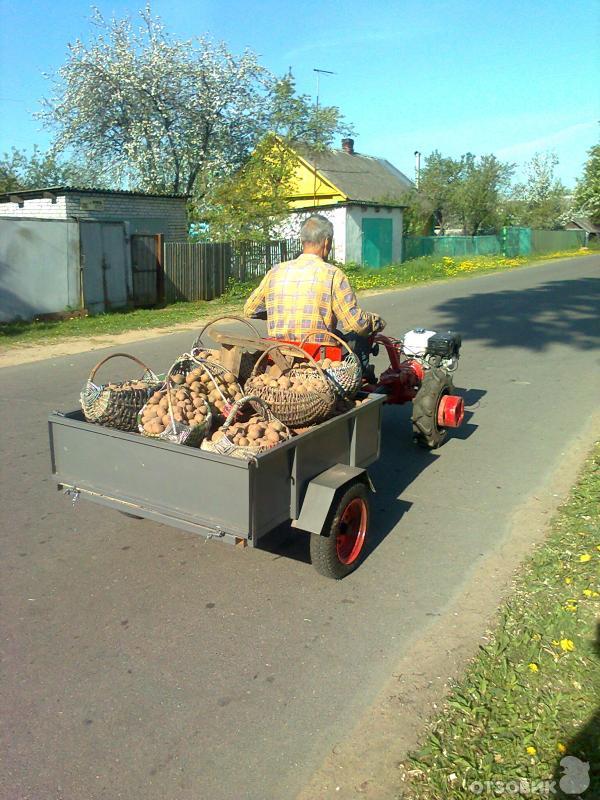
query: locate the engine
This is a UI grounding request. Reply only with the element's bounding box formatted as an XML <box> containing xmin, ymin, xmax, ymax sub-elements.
<box><xmin>402</xmin><ymin>328</ymin><xmax>461</xmax><ymax>372</ymax></box>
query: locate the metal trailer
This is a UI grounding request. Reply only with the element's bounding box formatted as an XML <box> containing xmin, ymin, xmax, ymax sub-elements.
<box><xmin>48</xmin><ymin>393</ymin><xmax>385</xmax><ymax>579</ymax></box>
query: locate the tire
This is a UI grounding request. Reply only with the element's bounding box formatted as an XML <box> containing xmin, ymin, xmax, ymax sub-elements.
<box><xmin>411</xmin><ymin>368</ymin><xmax>454</xmax><ymax>449</ymax></box>
<box><xmin>310</xmin><ymin>482</ymin><xmax>370</xmax><ymax>579</ymax></box>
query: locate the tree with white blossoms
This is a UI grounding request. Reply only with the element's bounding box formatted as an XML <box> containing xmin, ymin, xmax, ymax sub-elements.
<box><xmin>38</xmin><ymin>6</ymin><xmax>349</xmax><ymax>235</ymax></box>
<box><xmin>573</xmin><ymin>142</ymin><xmax>600</xmax><ymax>225</ymax></box>
<box><xmin>507</xmin><ymin>152</ymin><xmax>567</xmax><ymax>230</ymax></box>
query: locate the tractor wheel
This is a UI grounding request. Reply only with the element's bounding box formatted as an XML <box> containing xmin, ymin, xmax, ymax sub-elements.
<box><xmin>411</xmin><ymin>368</ymin><xmax>454</xmax><ymax>449</ymax></box>
<box><xmin>310</xmin><ymin>482</ymin><xmax>370</xmax><ymax>579</ymax></box>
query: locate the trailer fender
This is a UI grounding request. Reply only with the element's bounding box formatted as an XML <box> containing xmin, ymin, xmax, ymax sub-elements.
<box><xmin>291</xmin><ymin>464</ymin><xmax>374</xmax><ymax>535</ymax></box>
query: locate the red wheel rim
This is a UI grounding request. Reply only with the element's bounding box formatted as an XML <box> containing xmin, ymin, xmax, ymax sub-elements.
<box><xmin>336</xmin><ymin>498</ymin><xmax>368</xmax><ymax>565</ymax></box>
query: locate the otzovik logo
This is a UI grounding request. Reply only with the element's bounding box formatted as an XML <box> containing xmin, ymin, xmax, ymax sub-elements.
<box><xmin>558</xmin><ymin>756</ymin><xmax>590</xmax><ymax>795</ymax></box>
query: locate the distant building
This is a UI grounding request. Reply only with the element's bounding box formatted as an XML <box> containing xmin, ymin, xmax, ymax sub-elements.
<box><xmin>281</xmin><ymin>138</ymin><xmax>413</xmax><ymax>266</ymax></box>
<box><xmin>565</xmin><ymin>216</ymin><xmax>600</xmax><ymax>241</ymax></box>
<box><xmin>0</xmin><ymin>186</ymin><xmax>187</xmax><ymax>321</ymax></box>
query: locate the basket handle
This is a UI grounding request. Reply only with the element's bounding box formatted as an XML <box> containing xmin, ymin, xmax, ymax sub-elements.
<box><xmin>88</xmin><ymin>352</ymin><xmax>157</xmax><ymax>384</ymax></box>
<box><xmin>250</xmin><ymin>342</ymin><xmax>329</xmax><ymax>384</ymax></box>
<box><xmin>192</xmin><ymin>315</ymin><xmax>261</xmax><ymax>351</ymax></box>
<box><xmin>220</xmin><ymin>395</ymin><xmax>274</xmax><ymax>432</ymax></box>
<box><xmin>298</xmin><ymin>329</ymin><xmax>355</xmax><ymax>360</ymax></box>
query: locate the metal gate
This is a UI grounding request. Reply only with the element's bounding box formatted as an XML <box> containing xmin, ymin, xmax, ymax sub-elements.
<box><xmin>80</xmin><ymin>222</ymin><xmax>128</xmax><ymax>314</ymax></box>
<box><xmin>362</xmin><ymin>218</ymin><xmax>393</xmax><ymax>267</ymax></box>
<box><xmin>131</xmin><ymin>234</ymin><xmax>162</xmax><ymax>306</ymax></box>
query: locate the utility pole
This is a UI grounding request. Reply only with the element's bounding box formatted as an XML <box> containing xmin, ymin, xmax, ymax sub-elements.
<box><xmin>414</xmin><ymin>151</ymin><xmax>421</xmax><ymax>189</ymax></box>
<box><xmin>312</xmin><ymin>68</ymin><xmax>336</xmax><ymax>206</ymax></box>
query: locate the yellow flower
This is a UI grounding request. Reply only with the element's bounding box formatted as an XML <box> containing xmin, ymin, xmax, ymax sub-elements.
<box><xmin>579</xmin><ymin>554</ymin><xmax>592</xmax><ymax>563</ymax></box>
<box><xmin>526</xmin><ymin>746</ymin><xmax>537</xmax><ymax>756</ymax></box>
<box><xmin>560</xmin><ymin>639</ymin><xmax>574</xmax><ymax>652</ymax></box>
<box><xmin>564</xmin><ymin>577</ymin><xmax>572</xmax><ymax>585</ymax></box>
<box><xmin>528</xmin><ymin>663</ymin><xmax>539</xmax><ymax>672</ymax></box>
<box><xmin>564</xmin><ymin>601</ymin><xmax>578</xmax><ymax>612</ymax></box>
<box><xmin>557</xmin><ymin>743</ymin><xmax>567</xmax><ymax>754</ymax></box>
<box><xmin>583</xmin><ymin>589</ymin><xmax>599</xmax><ymax>597</ymax></box>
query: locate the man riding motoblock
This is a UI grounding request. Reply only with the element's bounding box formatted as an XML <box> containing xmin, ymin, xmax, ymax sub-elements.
<box><xmin>243</xmin><ymin>215</ymin><xmax>385</xmax><ymax>375</ymax></box>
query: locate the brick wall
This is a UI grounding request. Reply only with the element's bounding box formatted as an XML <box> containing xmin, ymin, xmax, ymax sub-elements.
<box><xmin>0</xmin><ymin>195</ymin><xmax>68</xmax><ymax>219</ymax></box>
<box><xmin>0</xmin><ymin>192</ymin><xmax>188</xmax><ymax>241</ymax></box>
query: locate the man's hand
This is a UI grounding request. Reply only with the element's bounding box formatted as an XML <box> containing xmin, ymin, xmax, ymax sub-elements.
<box><xmin>370</xmin><ymin>313</ymin><xmax>386</xmax><ymax>332</ymax></box>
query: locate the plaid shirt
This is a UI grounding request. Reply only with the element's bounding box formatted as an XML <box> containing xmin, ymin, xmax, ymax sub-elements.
<box><xmin>243</xmin><ymin>254</ymin><xmax>378</xmax><ymax>340</ymax></box>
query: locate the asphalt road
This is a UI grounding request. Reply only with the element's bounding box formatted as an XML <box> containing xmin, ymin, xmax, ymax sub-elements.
<box><xmin>1</xmin><ymin>256</ymin><xmax>599</xmax><ymax>800</ymax></box>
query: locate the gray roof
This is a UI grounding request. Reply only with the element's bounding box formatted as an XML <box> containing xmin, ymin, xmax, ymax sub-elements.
<box><xmin>293</xmin><ymin>144</ymin><xmax>414</xmax><ymax>204</ymax></box>
<box><xmin>0</xmin><ymin>186</ymin><xmax>187</xmax><ymax>202</ymax></box>
<box><xmin>567</xmin><ymin>216</ymin><xmax>600</xmax><ymax>234</ymax></box>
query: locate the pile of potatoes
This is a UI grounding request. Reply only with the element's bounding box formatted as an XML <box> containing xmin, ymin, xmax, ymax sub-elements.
<box><xmin>209</xmin><ymin>415</ymin><xmax>288</xmax><ymax>450</ymax></box>
<box><xmin>171</xmin><ymin>365</ymin><xmax>243</xmax><ymax>416</ymax></box>
<box><xmin>140</xmin><ymin>386</ymin><xmax>210</xmax><ymax>436</ymax></box>
<box><xmin>247</xmin><ymin>363</ymin><xmax>327</xmax><ymax>395</ymax></box>
<box><xmin>104</xmin><ymin>380</ymin><xmax>155</xmax><ymax>391</ymax></box>
<box><xmin>320</xmin><ymin>357</ymin><xmax>344</xmax><ymax>371</ymax></box>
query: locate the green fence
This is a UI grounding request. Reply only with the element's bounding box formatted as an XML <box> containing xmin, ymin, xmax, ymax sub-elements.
<box><xmin>530</xmin><ymin>229</ymin><xmax>586</xmax><ymax>254</ymax></box>
<box><xmin>402</xmin><ymin>228</ymin><xmax>587</xmax><ymax>263</ymax></box>
<box><xmin>403</xmin><ymin>235</ymin><xmax>501</xmax><ymax>261</ymax></box>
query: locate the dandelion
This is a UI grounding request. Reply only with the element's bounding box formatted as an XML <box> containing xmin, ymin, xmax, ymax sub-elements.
<box><xmin>528</xmin><ymin>663</ymin><xmax>539</xmax><ymax>672</ymax></box>
<box><xmin>564</xmin><ymin>601</ymin><xmax>578</xmax><ymax>612</ymax></box>
<box><xmin>579</xmin><ymin>554</ymin><xmax>592</xmax><ymax>562</ymax></box>
<box><xmin>564</xmin><ymin>577</ymin><xmax>572</xmax><ymax>585</ymax></box>
<box><xmin>583</xmin><ymin>589</ymin><xmax>599</xmax><ymax>597</ymax></box>
<box><xmin>560</xmin><ymin>639</ymin><xmax>574</xmax><ymax>652</ymax></box>
<box><xmin>526</xmin><ymin>746</ymin><xmax>537</xmax><ymax>756</ymax></box>
<box><xmin>557</xmin><ymin>743</ymin><xmax>567</xmax><ymax>754</ymax></box>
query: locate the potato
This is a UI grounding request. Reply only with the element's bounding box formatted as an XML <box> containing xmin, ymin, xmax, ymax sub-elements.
<box><xmin>190</xmin><ymin>381</ymin><xmax>202</xmax><ymax>392</ymax></box>
<box><xmin>238</xmin><ymin>437</ymin><xmax>249</xmax><ymax>447</ymax></box>
<box><xmin>270</xmin><ymin>420</ymin><xmax>284</xmax><ymax>432</ymax></box>
<box><xmin>212</xmin><ymin>430</ymin><xmax>225</xmax><ymax>443</ymax></box>
<box><xmin>171</xmin><ymin>373</ymin><xmax>185</xmax><ymax>384</ymax></box>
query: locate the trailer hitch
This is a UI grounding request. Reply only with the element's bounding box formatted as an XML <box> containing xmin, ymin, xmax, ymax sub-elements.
<box><xmin>63</xmin><ymin>487</ymin><xmax>80</xmax><ymax>506</ymax></box>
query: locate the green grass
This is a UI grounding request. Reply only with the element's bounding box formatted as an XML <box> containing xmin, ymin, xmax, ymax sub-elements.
<box><xmin>398</xmin><ymin>442</ymin><xmax>600</xmax><ymax>799</ymax></box>
<box><xmin>0</xmin><ymin>247</ymin><xmax>595</xmax><ymax>349</ymax></box>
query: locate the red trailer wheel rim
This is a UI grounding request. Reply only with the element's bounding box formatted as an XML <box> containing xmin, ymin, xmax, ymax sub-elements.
<box><xmin>336</xmin><ymin>498</ymin><xmax>368</xmax><ymax>565</ymax></box>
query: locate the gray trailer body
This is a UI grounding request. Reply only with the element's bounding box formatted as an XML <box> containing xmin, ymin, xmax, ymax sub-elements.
<box><xmin>48</xmin><ymin>394</ymin><xmax>384</xmax><ymax>547</ymax></box>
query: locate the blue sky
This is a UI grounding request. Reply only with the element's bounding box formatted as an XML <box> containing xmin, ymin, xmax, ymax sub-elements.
<box><xmin>0</xmin><ymin>0</ymin><xmax>598</xmax><ymax>187</ymax></box>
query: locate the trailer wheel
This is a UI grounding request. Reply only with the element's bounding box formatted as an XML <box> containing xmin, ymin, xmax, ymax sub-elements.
<box><xmin>310</xmin><ymin>482</ymin><xmax>370</xmax><ymax>579</ymax></box>
<box><xmin>411</xmin><ymin>368</ymin><xmax>453</xmax><ymax>449</ymax></box>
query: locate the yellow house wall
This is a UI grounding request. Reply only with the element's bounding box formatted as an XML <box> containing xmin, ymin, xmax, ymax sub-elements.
<box><xmin>287</xmin><ymin>158</ymin><xmax>347</xmax><ymax>209</ymax></box>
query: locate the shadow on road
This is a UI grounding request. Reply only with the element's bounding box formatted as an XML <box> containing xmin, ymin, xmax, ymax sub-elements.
<box><xmin>433</xmin><ymin>276</ymin><xmax>600</xmax><ymax>352</ymax></box>
<box><xmin>259</xmin><ymin>401</ymin><xmax>476</xmax><ymax>567</ymax></box>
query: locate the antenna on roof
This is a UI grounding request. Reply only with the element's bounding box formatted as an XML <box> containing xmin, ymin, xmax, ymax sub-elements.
<box><xmin>312</xmin><ymin>68</ymin><xmax>336</xmax><ymax>207</ymax></box>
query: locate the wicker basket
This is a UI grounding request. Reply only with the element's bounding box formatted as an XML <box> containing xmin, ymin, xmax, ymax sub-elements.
<box><xmin>166</xmin><ymin>353</ymin><xmax>244</xmax><ymax>420</ymax></box>
<box><xmin>138</xmin><ymin>359</ymin><xmax>212</xmax><ymax>447</ymax></box>
<box><xmin>80</xmin><ymin>352</ymin><xmax>161</xmax><ymax>432</ymax></box>
<box><xmin>191</xmin><ymin>314</ymin><xmax>262</xmax><ymax>383</ymax></box>
<box><xmin>201</xmin><ymin>396</ymin><xmax>291</xmax><ymax>461</ymax></box>
<box><xmin>299</xmin><ymin>329</ymin><xmax>363</xmax><ymax>399</ymax></box>
<box><xmin>244</xmin><ymin>343</ymin><xmax>336</xmax><ymax>427</ymax></box>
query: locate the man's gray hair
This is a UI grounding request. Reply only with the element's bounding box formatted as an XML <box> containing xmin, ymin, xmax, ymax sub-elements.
<box><xmin>300</xmin><ymin>215</ymin><xmax>334</xmax><ymax>244</ymax></box>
